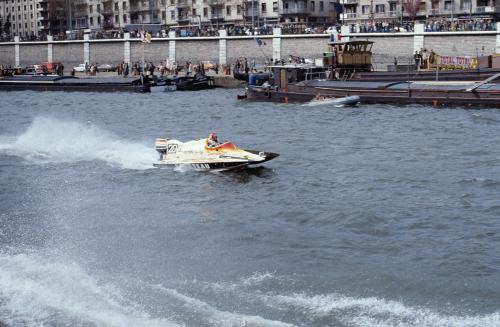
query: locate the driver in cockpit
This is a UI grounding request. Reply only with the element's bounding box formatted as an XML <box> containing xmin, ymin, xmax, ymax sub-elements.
<box><xmin>207</xmin><ymin>133</ymin><xmax>219</xmax><ymax>147</ymax></box>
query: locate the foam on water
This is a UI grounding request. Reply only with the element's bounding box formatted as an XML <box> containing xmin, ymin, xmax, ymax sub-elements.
<box><xmin>0</xmin><ymin>251</ymin><xmax>180</xmax><ymax>327</ymax></box>
<box><xmin>0</xmin><ymin>116</ymin><xmax>157</xmax><ymax>170</ymax></box>
<box><xmin>262</xmin><ymin>293</ymin><xmax>500</xmax><ymax>327</ymax></box>
<box><xmin>153</xmin><ymin>284</ymin><xmax>294</xmax><ymax>327</ymax></box>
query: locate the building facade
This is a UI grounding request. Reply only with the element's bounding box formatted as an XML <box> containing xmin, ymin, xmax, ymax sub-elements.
<box><xmin>340</xmin><ymin>0</ymin><xmax>499</xmax><ymax>26</ymax></box>
<box><xmin>1</xmin><ymin>0</ymin><xmax>498</xmax><ymax>38</ymax></box>
<box><xmin>0</xmin><ymin>0</ymin><xmax>40</xmax><ymax>39</ymax></box>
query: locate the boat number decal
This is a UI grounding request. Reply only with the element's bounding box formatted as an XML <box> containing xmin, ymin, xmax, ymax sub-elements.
<box><xmin>167</xmin><ymin>144</ymin><xmax>178</xmax><ymax>153</ymax></box>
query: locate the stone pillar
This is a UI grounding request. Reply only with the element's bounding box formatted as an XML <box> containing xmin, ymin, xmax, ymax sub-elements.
<box><xmin>83</xmin><ymin>34</ymin><xmax>90</xmax><ymax>64</ymax></box>
<box><xmin>496</xmin><ymin>22</ymin><xmax>500</xmax><ymax>54</ymax></box>
<box><xmin>47</xmin><ymin>35</ymin><xmax>53</xmax><ymax>62</ymax></box>
<box><xmin>124</xmin><ymin>32</ymin><xmax>131</xmax><ymax>64</ymax></box>
<box><xmin>219</xmin><ymin>30</ymin><xmax>227</xmax><ymax>65</ymax></box>
<box><xmin>340</xmin><ymin>25</ymin><xmax>350</xmax><ymax>42</ymax></box>
<box><xmin>414</xmin><ymin>23</ymin><xmax>424</xmax><ymax>53</ymax></box>
<box><xmin>272</xmin><ymin>27</ymin><xmax>281</xmax><ymax>63</ymax></box>
<box><xmin>168</xmin><ymin>30</ymin><xmax>176</xmax><ymax>63</ymax></box>
<box><xmin>14</xmin><ymin>36</ymin><xmax>20</xmax><ymax>67</ymax></box>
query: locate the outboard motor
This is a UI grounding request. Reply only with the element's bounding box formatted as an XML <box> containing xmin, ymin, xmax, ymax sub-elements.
<box><xmin>155</xmin><ymin>138</ymin><xmax>167</xmax><ymax>159</ymax></box>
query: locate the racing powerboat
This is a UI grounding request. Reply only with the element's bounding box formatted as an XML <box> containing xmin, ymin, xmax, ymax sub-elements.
<box><xmin>153</xmin><ymin>137</ymin><xmax>279</xmax><ymax>171</ymax></box>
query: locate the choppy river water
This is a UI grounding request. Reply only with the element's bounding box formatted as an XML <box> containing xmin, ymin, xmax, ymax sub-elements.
<box><xmin>1</xmin><ymin>89</ymin><xmax>500</xmax><ymax>327</ymax></box>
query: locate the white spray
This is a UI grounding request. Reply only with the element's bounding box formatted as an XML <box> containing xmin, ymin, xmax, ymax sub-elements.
<box><xmin>0</xmin><ymin>117</ymin><xmax>157</xmax><ymax>170</ymax></box>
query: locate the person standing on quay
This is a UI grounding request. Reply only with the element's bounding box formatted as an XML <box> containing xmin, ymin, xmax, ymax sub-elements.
<box><xmin>413</xmin><ymin>51</ymin><xmax>422</xmax><ymax>71</ymax></box>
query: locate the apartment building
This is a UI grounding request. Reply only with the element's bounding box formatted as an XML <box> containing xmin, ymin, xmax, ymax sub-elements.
<box><xmin>339</xmin><ymin>0</ymin><xmax>499</xmax><ymax>25</ymax></box>
<box><xmin>0</xmin><ymin>0</ymin><xmax>39</xmax><ymax>38</ymax></box>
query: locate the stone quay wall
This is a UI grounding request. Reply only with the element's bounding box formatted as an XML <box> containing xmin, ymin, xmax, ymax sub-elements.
<box><xmin>1</xmin><ymin>23</ymin><xmax>499</xmax><ymax>71</ymax></box>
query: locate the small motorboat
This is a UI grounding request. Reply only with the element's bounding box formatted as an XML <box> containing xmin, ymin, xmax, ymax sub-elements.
<box><xmin>303</xmin><ymin>95</ymin><xmax>361</xmax><ymax>107</ymax></box>
<box><xmin>174</xmin><ymin>74</ymin><xmax>215</xmax><ymax>91</ymax></box>
<box><xmin>153</xmin><ymin>137</ymin><xmax>279</xmax><ymax>171</ymax></box>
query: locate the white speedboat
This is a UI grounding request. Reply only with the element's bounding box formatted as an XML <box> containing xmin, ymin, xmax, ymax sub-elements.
<box><xmin>153</xmin><ymin>137</ymin><xmax>279</xmax><ymax>171</ymax></box>
<box><xmin>303</xmin><ymin>95</ymin><xmax>361</xmax><ymax>107</ymax></box>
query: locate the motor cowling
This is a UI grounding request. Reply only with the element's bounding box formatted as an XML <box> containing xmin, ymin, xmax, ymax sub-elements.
<box><xmin>155</xmin><ymin>138</ymin><xmax>167</xmax><ymax>157</ymax></box>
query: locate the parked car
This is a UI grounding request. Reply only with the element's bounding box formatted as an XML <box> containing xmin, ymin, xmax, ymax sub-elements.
<box><xmin>97</xmin><ymin>63</ymin><xmax>116</xmax><ymax>72</ymax></box>
<box><xmin>73</xmin><ymin>64</ymin><xmax>86</xmax><ymax>72</ymax></box>
<box><xmin>33</xmin><ymin>64</ymin><xmax>48</xmax><ymax>75</ymax></box>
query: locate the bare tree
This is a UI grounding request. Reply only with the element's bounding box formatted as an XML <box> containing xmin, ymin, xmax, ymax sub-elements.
<box><xmin>402</xmin><ymin>0</ymin><xmax>421</xmax><ymax>21</ymax></box>
<box><xmin>46</xmin><ymin>0</ymin><xmax>68</xmax><ymax>35</ymax></box>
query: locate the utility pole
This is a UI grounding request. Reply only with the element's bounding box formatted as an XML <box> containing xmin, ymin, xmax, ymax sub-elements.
<box><xmin>66</xmin><ymin>0</ymin><xmax>72</xmax><ymax>32</ymax></box>
<box><xmin>370</xmin><ymin>0</ymin><xmax>374</xmax><ymax>26</ymax></box>
<box><xmin>149</xmin><ymin>0</ymin><xmax>154</xmax><ymax>23</ymax></box>
<box><xmin>252</xmin><ymin>0</ymin><xmax>255</xmax><ymax>29</ymax></box>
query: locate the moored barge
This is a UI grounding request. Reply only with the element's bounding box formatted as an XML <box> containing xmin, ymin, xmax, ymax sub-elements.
<box><xmin>0</xmin><ymin>75</ymin><xmax>147</xmax><ymax>92</ymax></box>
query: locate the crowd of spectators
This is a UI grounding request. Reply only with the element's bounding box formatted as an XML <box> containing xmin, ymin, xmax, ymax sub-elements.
<box><xmin>424</xmin><ymin>18</ymin><xmax>495</xmax><ymax>32</ymax></box>
<box><xmin>0</xmin><ymin>17</ymin><xmax>496</xmax><ymax>42</ymax></box>
<box><xmin>349</xmin><ymin>21</ymin><xmax>415</xmax><ymax>33</ymax></box>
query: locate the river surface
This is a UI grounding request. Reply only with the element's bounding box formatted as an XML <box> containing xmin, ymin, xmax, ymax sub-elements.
<box><xmin>0</xmin><ymin>89</ymin><xmax>500</xmax><ymax>327</ymax></box>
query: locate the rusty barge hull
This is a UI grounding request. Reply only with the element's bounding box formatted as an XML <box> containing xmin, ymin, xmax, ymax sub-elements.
<box><xmin>246</xmin><ymin>80</ymin><xmax>500</xmax><ymax>107</ymax></box>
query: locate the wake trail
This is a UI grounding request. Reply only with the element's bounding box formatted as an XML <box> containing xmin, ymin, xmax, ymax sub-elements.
<box><xmin>0</xmin><ymin>117</ymin><xmax>157</xmax><ymax>170</ymax></box>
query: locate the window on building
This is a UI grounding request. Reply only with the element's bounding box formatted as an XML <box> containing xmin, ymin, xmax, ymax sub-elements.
<box><xmin>310</xmin><ymin>1</ymin><xmax>315</xmax><ymax>11</ymax></box>
<box><xmin>192</xmin><ymin>8</ymin><xmax>196</xmax><ymax>15</ymax></box>
<box><xmin>115</xmin><ymin>14</ymin><xmax>119</xmax><ymax>23</ymax></box>
<box><xmin>192</xmin><ymin>0</ymin><xmax>196</xmax><ymax>4</ymax></box>
<box><xmin>115</xmin><ymin>2</ymin><xmax>119</xmax><ymax>10</ymax></box>
<box><xmin>444</xmin><ymin>0</ymin><xmax>453</xmax><ymax>10</ymax></box>
<box><xmin>237</xmin><ymin>5</ymin><xmax>241</xmax><ymax>14</ymax></box>
<box><xmin>123</xmin><ymin>1</ymin><xmax>127</xmax><ymax>10</ymax></box>
<box><xmin>90</xmin><ymin>17</ymin><xmax>93</xmax><ymax>25</ymax></box>
<box><xmin>273</xmin><ymin>2</ymin><xmax>278</xmax><ymax>12</ymax></box>
<box><xmin>203</xmin><ymin>7</ymin><xmax>208</xmax><ymax>16</ymax></box>
<box><xmin>262</xmin><ymin>2</ymin><xmax>267</xmax><ymax>12</ymax></box>
<box><xmin>90</xmin><ymin>5</ymin><xmax>93</xmax><ymax>13</ymax></box>
<box><xmin>361</xmin><ymin>5</ymin><xmax>370</xmax><ymax>14</ymax></box>
<box><xmin>460</xmin><ymin>0</ymin><xmax>471</xmax><ymax>10</ymax></box>
<box><xmin>123</xmin><ymin>14</ymin><xmax>127</xmax><ymax>22</ymax></box>
<box><xmin>171</xmin><ymin>10</ymin><xmax>175</xmax><ymax>19</ymax></box>
<box><xmin>170</xmin><ymin>0</ymin><xmax>174</xmax><ymax>5</ymax></box>
<box><xmin>97</xmin><ymin>16</ymin><xmax>101</xmax><ymax>24</ymax></box>
<box><xmin>226</xmin><ymin>5</ymin><xmax>231</xmax><ymax>15</ymax></box>
<box><xmin>97</xmin><ymin>4</ymin><xmax>101</xmax><ymax>13</ymax></box>
<box><xmin>389</xmin><ymin>2</ymin><xmax>397</xmax><ymax>11</ymax></box>
<box><xmin>319</xmin><ymin>1</ymin><xmax>324</xmax><ymax>11</ymax></box>
<box><xmin>161</xmin><ymin>0</ymin><xmax>166</xmax><ymax>5</ymax></box>
<box><xmin>375</xmin><ymin>4</ymin><xmax>384</xmax><ymax>12</ymax></box>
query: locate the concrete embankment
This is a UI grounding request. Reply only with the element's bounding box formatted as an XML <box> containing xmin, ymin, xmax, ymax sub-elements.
<box><xmin>0</xmin><ymin>24</ymin><xmax>499</xmax><ymax>71</ymax></box>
